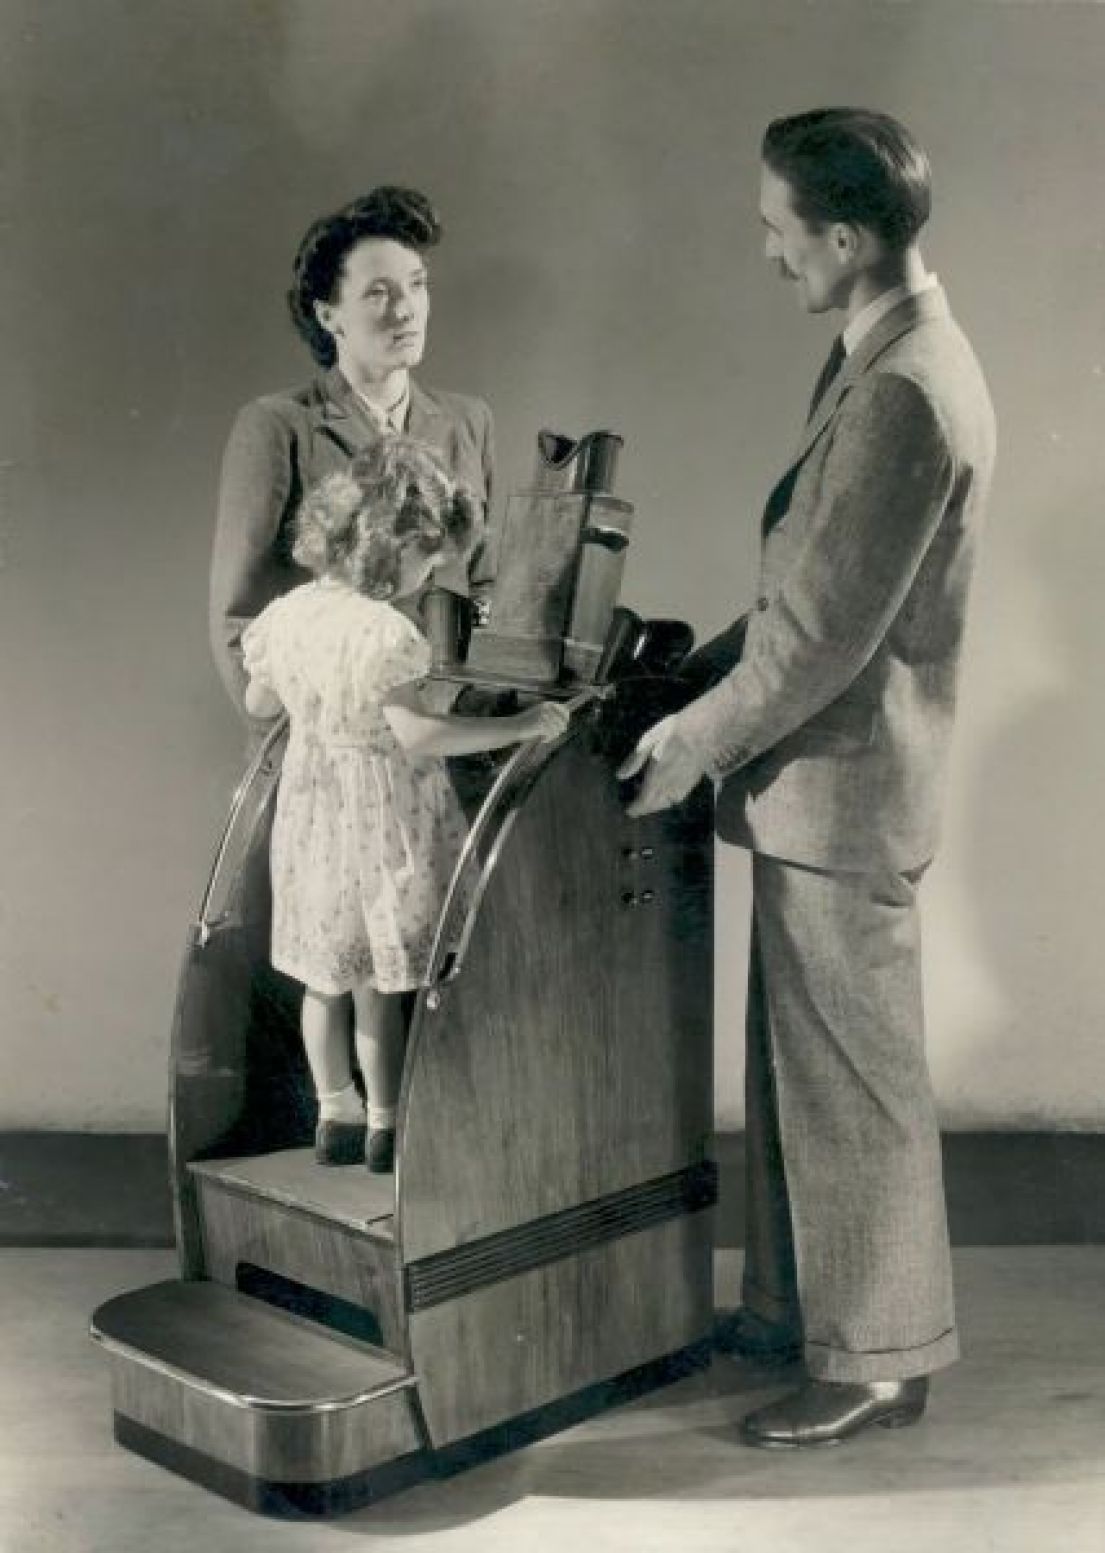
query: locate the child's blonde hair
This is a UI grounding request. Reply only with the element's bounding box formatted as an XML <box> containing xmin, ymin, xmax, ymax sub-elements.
<box><xmin>293</xmin><ymin>435</ymin><xmax>483</xmax><ymax>599</ymax></box>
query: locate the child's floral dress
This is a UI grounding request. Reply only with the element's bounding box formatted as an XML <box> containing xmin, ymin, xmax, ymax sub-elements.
<box><xmin>243</xmin><ymin>580</ymin><xmax>467</xmax><ymax>994</ymax></box>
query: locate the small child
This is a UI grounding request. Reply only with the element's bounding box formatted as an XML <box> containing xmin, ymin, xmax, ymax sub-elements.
<box><xmin>242</xmin><ymin>436</ymin><xmax>568</xmax><ymax>1172</ymax></box>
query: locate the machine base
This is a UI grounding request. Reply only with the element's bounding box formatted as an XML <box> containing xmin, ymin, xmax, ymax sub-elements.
<box><xmin>434</xmin><ymin>1338</ymin><xmax>712</xmax><ymax>1480</ymax></box>
<box><xmin>112</xmin><ymin>1340</ymin><xmax>712</xmax><ymax>1518</ymax></box>
<box><xmin>113</xmin><ymin>1413</ymin><xmax>430</xmax><ymax>1518</ymax></box>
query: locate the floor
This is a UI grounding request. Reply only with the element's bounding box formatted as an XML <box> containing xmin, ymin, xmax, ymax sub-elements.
<box><xmin>1</xmin><ymin>1248</ymin><xmax>1103</xmax><ymax>1553</ymax></box>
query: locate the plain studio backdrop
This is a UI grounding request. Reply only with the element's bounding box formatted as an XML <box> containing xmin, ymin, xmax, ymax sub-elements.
<box><xmin>1</xmin><ymin>0</ymin><xmax>1102</xmax><ymax>1134</ymax></box>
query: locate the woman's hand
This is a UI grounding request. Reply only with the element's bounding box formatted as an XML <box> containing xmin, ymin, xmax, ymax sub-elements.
<box><xmin>515</xmin><ymin>701</ymin><xmax>571</xmax><ymax>744</ymax></box>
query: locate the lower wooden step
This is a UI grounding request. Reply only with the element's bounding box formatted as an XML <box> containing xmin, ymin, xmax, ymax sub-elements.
<box><xmin>91</xmin><ymin>1280</ymin><xmax>427</xmax><ymax>1516</ymax></box>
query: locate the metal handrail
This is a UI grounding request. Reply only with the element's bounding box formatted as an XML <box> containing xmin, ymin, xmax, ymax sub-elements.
<box><xmin>196</xmin><ymin>717</ymin><xmax>289</xmax><ymax>944</ymax></box>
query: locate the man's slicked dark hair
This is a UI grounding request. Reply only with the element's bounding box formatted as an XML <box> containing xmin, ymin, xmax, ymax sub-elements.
<box><xmin>288</xmin><ymin>186</ymin><xmax>442</xmax><ymax>367</ymax></box>
<box><xmin>762</xmin><ymin>108</ymin><xmax>931</xmax><ymax>251</ymax></box>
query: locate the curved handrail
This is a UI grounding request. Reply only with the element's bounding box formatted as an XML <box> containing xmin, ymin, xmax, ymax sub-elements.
<box><xmin>196</xmin><ymin>717</ymin><xmax>289</xmax><ymax>943</ymax></box>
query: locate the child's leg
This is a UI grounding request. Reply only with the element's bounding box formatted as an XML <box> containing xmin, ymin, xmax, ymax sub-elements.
<box><xmin>301</xmin><ymin>988</ymin><xmax>363</xmax><ymax>1123</ymax></box>
<box><xmin>352</xmin><ymin>984</ymin><xmax>408</xmax><ymax>1131</ymax></box>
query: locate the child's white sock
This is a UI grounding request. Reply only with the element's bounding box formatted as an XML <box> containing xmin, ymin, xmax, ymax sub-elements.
<box><xmin>317</xmin><ymin>1083</ymin><xmax>365</xmax><ymax>1124</ymax></box>
<box><xmin>368</xmin><ymin>1103</ymin><xmax>397</xmax><ymax>1131</ymax></box>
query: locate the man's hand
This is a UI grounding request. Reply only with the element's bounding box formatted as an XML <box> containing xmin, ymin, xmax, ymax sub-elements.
<box><xmin>616</xmin><ymin>714</ymin><xmax>709</xmax><ymax>817</ymax></box>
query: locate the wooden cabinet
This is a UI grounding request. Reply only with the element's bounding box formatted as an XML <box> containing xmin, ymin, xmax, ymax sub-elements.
<box><xmin>91</xmin><ymin>677</ymin><xmax>716</xmax><ymax>1516</ymax></box>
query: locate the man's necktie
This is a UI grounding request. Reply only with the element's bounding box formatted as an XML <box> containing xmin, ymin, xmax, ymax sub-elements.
<box><xmin>807</xmin><ymin>335</ymin><xmax>846</xmax><ymax>420</ymax></box>
<box><xmin>762</xmin><ymin>335</ymin><xmax>846</xmax><ymax>535</ymax></box>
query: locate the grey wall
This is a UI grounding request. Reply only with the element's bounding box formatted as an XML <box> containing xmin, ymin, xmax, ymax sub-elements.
<box><xmin>2</xmin><ymin>0</ymin><xmax>1103</xmax><ymax>1129</ymax></box>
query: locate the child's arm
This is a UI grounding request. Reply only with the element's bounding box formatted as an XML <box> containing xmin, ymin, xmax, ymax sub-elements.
<box><xmin>241</xmin><ymin>607</ymin><xmax>284</xmax><ymax>721</ymax></box>
<box><xmin>383</xmin><ymin>681</ymin><xmax>569</xmax><ymax>757</ymax></box>
<box><xmin>243</xmin><ymin>677</ymin><xmax>284</xmax><ymax>720</ymax></box>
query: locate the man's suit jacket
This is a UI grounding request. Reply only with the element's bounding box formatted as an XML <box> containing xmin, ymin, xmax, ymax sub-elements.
<box><xmin>209</xmin><ymin>368</ymin><xmax>495</xmax><ymax>715</ymax></box>
<box><xmin>677</xmin><ymin>287</ymin><xmax>996</xmax><ymax>873</ymax></box>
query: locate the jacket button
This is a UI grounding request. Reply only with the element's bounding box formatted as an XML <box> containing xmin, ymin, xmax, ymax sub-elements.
<box><xmin>756</xmin><ymin>595</ymin><xmax>770</xmax><ymax>611</ymax></box>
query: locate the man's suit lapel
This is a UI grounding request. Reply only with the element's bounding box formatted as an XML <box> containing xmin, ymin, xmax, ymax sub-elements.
<box><xmin>763</xmin><ymin>288</ymin><xmax>951</xmax><ymax>535</ymax></box>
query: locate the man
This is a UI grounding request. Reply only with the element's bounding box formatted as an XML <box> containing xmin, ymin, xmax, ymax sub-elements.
<box><xmin>619</xmin><ymin>108</ymin><xmax>995</xmax><ymax>1448</ymax></box>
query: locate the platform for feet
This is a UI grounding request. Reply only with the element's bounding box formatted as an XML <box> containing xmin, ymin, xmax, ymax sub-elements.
<box><xmin>189</xmin><ymin>1149</ymin><xmax>394</xmax><ymax>1236</ymax></box>
<box><xmin>91</xmin><ymin>1280</ymin><xmax>425</xmax><ymax>1515</ymax></box>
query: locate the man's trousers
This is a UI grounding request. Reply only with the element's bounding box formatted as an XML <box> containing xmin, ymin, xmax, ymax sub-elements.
<box><xmin>741</xmin><ymin>850</ymin><xmax>959</xmax><ymax>1381</ymax></box>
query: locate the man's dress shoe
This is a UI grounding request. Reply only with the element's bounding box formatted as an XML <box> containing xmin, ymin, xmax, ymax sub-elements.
<box><xmin>714</xmin><ymin>1307</ymin><xmax>803</xmax><ymax>1363</ymax></box>
<box><xmin>739</xmin><ymin>1377</ymin><xmax>929</xmax><ymax>1449</ymax></box>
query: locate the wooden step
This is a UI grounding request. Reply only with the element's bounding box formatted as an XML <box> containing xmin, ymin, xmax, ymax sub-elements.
<box><xmin>92</xmin><ymin>1280</ymin><xmax>427</xmax><ymax>1515</ymax></box>
<box><xmin>190</xmin><ymin>1148</ymin><xmax>394</xmax><ymax>1237</ymax></box>
<box><xmin>188</xmin><ymin>1149</ymin><xmax>404</xmax><ymax>1353</ymax></box>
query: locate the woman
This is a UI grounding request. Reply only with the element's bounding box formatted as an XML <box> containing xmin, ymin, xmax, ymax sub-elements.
<box><xmin>209</xmin><ymin>185</ymin><xmax>495</xmax><ymax>722</ymax></box>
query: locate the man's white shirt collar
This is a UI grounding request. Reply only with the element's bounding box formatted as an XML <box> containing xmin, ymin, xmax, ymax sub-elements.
<box><xmin>842</xmin><ymin>272</ymin><xmax>940</xmax><ymax>356</ymax></box>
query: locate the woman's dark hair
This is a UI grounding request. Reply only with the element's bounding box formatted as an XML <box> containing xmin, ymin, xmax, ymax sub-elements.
<box><xmin>293</xmin><ymin>435</ymin><xmax>482</xmax><ymax>599</ymax></box>
<box><xmin>287</xmin><ymin>186</ymin><xmax>442</xmax><ymax>367</ymax></box>
<box><xmin>762</xmin><ymin>108</ymin><xmax>931</xmax><ymax>251</ymax></box>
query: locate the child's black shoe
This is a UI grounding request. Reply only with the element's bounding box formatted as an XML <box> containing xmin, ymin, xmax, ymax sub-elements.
<box><xmin>366</xmin><ymin>1127</ymin><xmax>396</xmax><ymax>1174</ymax></box>
<box><xmin>314</xmin><ymin>1119</ymin><xmax>366</xmax><ymax>1166</ymax></box>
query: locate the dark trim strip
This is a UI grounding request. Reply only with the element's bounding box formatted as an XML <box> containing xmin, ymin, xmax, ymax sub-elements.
<box><xmin>404</xmin><ymin>1162</ymin><xmax>718</xmax><ymax>1311</ymax></box>
<box><xmin>113</xmin><ymin>1414</ymin><xmax>429</xmax><ymax>1518</ymax></box>
<box><xmin>434</xmin><ymin>1338</ymin><xmax>711</xmax><ymax>1473</ymax></box>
